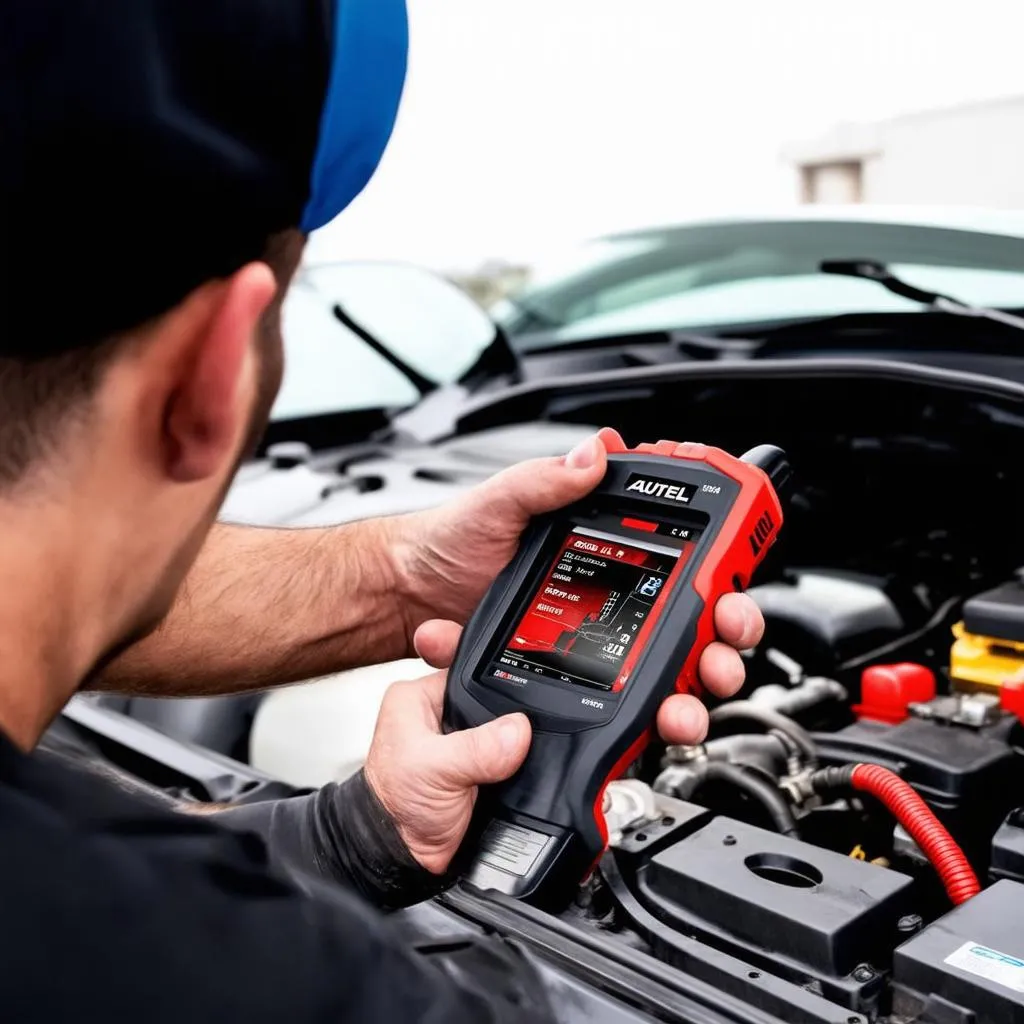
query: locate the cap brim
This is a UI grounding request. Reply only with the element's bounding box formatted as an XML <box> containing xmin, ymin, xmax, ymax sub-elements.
<box><xmin>300</xmin><ymin>0</ymin><xmax>408</xmax><ymax>233</ymax></box>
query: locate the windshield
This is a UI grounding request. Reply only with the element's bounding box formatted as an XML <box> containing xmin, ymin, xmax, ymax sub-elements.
<box><xmin>272</xmin><ymin>283</ymin><xmax>419</xmax><ymax>421</ymax></box>
<box><xmin>492</xmin><ymin>219</ymin><xmax>1024</xmax><ymax>347</ymax></box>
<box><xmin>271</xmin><ymin>263</ymin><xmax>498</xmax><ymax>423</ymax></box>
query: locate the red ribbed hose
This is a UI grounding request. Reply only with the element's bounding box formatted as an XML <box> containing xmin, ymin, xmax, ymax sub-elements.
<box><xmin>850</xmin><ymin>763</ymin><xmax>980</xmax><ymax>905</ymax></box>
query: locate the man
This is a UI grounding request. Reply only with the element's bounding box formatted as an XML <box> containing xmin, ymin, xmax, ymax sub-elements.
<box><xmin>0</xmin><ymin>1</ymin><xmax>765</xmax><ymax>1020</ymax></box>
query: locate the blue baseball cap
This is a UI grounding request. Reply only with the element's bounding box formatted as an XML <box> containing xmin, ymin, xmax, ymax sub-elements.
<box><xmin>0</xmin><ymin>0</ymin><xmax>408</xmax><ymax>356</ymax></box>
<box><xmin>303</xmin><ymin>0</ymin><xmax>408</xmax><ymax>233</ymax></box>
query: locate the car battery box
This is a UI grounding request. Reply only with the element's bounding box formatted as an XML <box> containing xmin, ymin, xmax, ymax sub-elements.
<box><xmin>952</xmin><ymin>576</ymin><xmax>1024</xmax><ymax>695</ymax></box>
<box><xmin>893</xmin><ymin>879</ymin><xmax>1024</xmax><ymax>1024</ymax></box>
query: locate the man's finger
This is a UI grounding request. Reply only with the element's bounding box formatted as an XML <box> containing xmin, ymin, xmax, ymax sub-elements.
<box><xmin>416</xmin><ymin>671</ymin><xmax>448</xmax><ymax>720</ymax></box>
<box><xmin>469</xmin><ymin>427</ymin><xmax>624</xmax><ymax>523</ymax></box>
<box><xmin>656</xmin><ymin>694</ymin><xmax>709</xmax><ymax>746</ymax></box>
<box><xmin>432</xmin><ymin>712</ymin><xmax>531</xmax><ymax>788</ymax></box>
<box><xmin>380</xmin><ymin>673</ymin><xmax>448</xmax><ymax>729</ymax></box>
<box><xmin>698</xmin><ymin>642</ymin><xmax>746</xmax><ymax>699</ymax></box>
<box><xmin>713</xmin><ymin>592</ymin><xmax>764</xmax><ymax>650</ymax></box>
<box><xmin>414</xmin><ymin>619</ymin><xmax>463</xmax><ymax>669</ymax></box>
<box><xmin>592</xmin><ymin>426</ymin><xmax>626</xmax><ymax>454</ymax></box>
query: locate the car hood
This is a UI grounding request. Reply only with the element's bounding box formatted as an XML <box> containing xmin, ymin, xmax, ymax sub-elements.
<box><xmin>221</xmin><ymin>422</ymin><xmax>594</xmax><ymax>528</ymax></box>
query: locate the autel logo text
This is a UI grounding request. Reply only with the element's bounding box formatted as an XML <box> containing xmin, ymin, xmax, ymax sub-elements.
<box><xmin>624</xmin><ymin>473</ymin><xmax>695</xmax><ymax>504</ymax></box>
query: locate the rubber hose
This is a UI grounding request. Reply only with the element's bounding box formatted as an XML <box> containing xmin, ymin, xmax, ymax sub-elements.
<box><xmin>850</xmin><ymin>764</ymin><xmax>981</xmax><ymax>905</ymax></box>
<box><xmin>811</xmin><ymin>764</ymin><xmax>981</xmax><ymax>905</ymax></box>
<box><xmin>702</xmin><ymin>733</ymin><xmax>789</xmax><ymax>777</ymax></box>
<box><xmin>690</xmin><ymin>761</ymin><xmax>799</xmax><ymax>836</ymax></box>
<box><xmin>708</xmin><ymin>702</ymin><xmax>817</xmax><ymax>765</ymax></box>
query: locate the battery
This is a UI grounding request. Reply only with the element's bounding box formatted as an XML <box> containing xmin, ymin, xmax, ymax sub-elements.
<box><xmin>950</xmin><ymin>576</ymin><xmax>1024</xmax><ymax>695</ymax></box>
<box><xmin>893</xmin><ymin>879</ymin><xmax>1024</xmax><ymax>1024</ymax></box>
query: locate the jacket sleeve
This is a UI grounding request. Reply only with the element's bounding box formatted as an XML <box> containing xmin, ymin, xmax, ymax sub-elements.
<box><xmin>1</xmin><ymin>785</ymin><xmax>556</xmax><ymax>1024</ymax></box>
<box><xmin>212</xmin><ymin>768</ymin><xmax>452</xmax><ymax>909</ymax></box>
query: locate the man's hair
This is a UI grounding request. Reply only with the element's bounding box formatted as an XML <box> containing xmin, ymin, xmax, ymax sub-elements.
<box><xmin>0</xmin><ymin>232</ymin><xmax>304</xmax><ymax>487</ymax></box>
<box><xmin>0</xmin><ymin>338</ymin><xmax>122</xmax><ymax>486</ymax></box>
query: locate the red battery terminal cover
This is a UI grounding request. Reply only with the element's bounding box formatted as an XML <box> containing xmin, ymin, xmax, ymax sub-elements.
<box><xmin>1000</xmin><ymin>678</ymin><xmax>1024</xmax><ymax>721</ymax></box>
<box><xmin>854</xmin><ymin>663</ymin><xmax>937</xmax><ymax>724</ymax></box>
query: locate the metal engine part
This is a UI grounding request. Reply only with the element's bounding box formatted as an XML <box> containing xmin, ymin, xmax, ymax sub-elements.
<box><xmin>748</xmin><ymin>671</ymin><xmax>848</xmax><ymax>718</ymax></box>
<box><xmin>602</xmin><ymin>779</ymin><xmax>660</xmax><ymax>845</ymax></box>
<box><xmin>909</xmin><ymin>691</ymin><xmax>1003</xmax><ymax>729</ymax></box>
<box><xmin>656</xmin><ymin>734</ymin><xmax>791</xmax><ymax>798</ymax></box>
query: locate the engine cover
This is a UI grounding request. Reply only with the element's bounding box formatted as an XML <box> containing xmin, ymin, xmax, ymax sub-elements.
<box><xmin>749</xmin><ymin>570</ymin><xmax>904</xmax><ymax>673</ymax></box>
<box><xmin>637</xmin><ymin>815</ymin><xmax>914</xmax><ymax>1010</ymax></box>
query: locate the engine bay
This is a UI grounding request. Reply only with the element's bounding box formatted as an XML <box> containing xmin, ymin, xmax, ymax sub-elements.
<box><xmin>427</xmin><ymin>565</ymin><xmax>1024</xmax><ymax>1024</ymax></box>
<box><xmin>552</xmin><ymin>573</ymin><xmax>1024</xmax><ymax>1023</ymax></box>
<box><xmin>80</xmin><ymin>360</ymin><xmax>1024</xmax><ymax>1023</ymax></box>
<box><xmin>427</xmin><ymin>364</ymin><xmax>1024</xmax><ymax>1024</ymax></box>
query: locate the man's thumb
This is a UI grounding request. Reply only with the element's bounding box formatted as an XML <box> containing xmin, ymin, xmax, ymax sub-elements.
<box><xmin>476</xmin><ymin>427</ymin><xmax>624</xmax><ymax>522</ymax></box>
<box><xmin>439</xmin><ymin>712</ymin><xmax>531</xmax><ymax>787</ymax></box>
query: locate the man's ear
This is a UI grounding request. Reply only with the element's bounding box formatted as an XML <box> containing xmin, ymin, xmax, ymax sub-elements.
<box><xmin>162</xmin><ymin>262</ymin><xmax>277</xmax><ymax>483</ymax></box>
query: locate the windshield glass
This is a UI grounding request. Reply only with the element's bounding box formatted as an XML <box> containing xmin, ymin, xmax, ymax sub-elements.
<box><xmin>272</xmin><ymin>283</ymin><xmax>418</xmax><ymax>421</ymax></box>
<box><xmin>492</xmin><ymin>219</ymin><xmax>1024</xmax><ymax>347</ymax></box>
<box><xmin>271</xmin><ymin>263</ymin><xmax>498</xmax><ymax>423</ymax></box>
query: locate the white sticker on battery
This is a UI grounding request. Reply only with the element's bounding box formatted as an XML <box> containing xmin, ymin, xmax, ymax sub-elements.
<box><xmin>944</xmin><ymin>941</ymin><xmax>1024</xmax><ymax>992</ymax></box>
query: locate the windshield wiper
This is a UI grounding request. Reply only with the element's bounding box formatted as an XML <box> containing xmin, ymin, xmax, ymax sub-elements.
<box><xmin>332</xmin><ymin>303</ymin><xmax>437</xmax><ymax>398</ymax></box>
<box><xmin>821</xmin><ymin>259</ymin><xmax>1024</xmax><ymax>333</ymax></box>
<box><xmin>502</xmin><ymin>295</ymin><xmax>565</xmax><ymax>330</ymax></box>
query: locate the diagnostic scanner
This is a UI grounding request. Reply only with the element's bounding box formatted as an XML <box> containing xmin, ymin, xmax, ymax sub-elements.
<box><xmin>443</xmin><ymin>438</ymin><xmax>788</xmax><ymax>910</ymax></box>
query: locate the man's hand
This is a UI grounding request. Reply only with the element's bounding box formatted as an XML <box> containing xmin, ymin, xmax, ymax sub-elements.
<box><xmin>391</xmin><ymin>427</ymin><xmax>629</xmax><ymax>645</ymax></box>
<box><xmin>364</xmin><ymin>597</ymin><xmax>763</xmax><ymax>876</ymax></box>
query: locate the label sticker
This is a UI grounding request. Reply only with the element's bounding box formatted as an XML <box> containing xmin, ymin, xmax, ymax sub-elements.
<box><xmin>944</xmin><ymin>941</ymin><xmax>1024</xmax><ymax>993</ymax></box>
<box><xmin>476</xmin><ymin>821</ymin><xmax>551</xmax><ymax>878</ymax></box>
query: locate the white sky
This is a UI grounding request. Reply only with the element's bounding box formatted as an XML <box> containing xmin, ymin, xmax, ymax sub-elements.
<box><xmin>305</xmin><ymin>0</ymin><xmax>1024</xmax><ymax>272</ymax></box>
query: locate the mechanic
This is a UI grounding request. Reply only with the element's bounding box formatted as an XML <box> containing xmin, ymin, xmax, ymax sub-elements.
<box><xmin>0</xmin><ymin>1</ymin><xmax>765</xmax><ymax>1020</ymax></box>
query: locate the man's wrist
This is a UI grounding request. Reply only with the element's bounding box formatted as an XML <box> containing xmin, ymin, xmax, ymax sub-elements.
<box><xmin>310</xmin><ymin>770</ymin><xmax>452</xmax><ymax>909</ymax></box>
<box><xmin>374</xmin><ymin>511</ymin><xmax>432</xmax><ymax>657</ymax></box>
<box><xmin>338</xmin><ymin>513</ymin><xmax>422</xmax><ymax>661</ymax></box>
<box><xmin>211</xmin><ymin>771</ymin><xmax>451</xmax><ymax>910</ymax></box>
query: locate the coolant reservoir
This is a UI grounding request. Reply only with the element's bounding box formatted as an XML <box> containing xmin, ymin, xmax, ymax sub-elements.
<box><xmin>951</xmin><ymin>574</ymin><xmax>1024</xmax><ymax>694</ymax></box>
<box><xmin>250</xmin><ymin>658</ymin><xmax>428</xmax><ymax>788</ymax></box>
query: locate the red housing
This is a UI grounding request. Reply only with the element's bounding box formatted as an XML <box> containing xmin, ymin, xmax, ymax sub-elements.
<box><xmin>591</xmin><ymin>438</ymin><xmax>785</xmax><ymax>851</ymax></box>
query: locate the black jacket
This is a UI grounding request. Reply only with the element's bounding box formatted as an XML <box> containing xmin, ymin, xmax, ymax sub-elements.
<box><xmin>2</xmin><ymin>729</ymin><xmax>553</xmax><ymax>1022</ymax></box>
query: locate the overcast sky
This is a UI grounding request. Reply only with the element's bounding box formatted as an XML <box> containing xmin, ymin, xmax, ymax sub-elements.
<box><xmin>306</xmin><ymin>0</ymin><xmax>1024</xmax><ymax>271</ymax></box>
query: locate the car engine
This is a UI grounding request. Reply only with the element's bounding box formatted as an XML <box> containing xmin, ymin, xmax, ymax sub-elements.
<box><xmin>417</xmin><ymin>367</ymin><xmax>1024</xmax><ymax>1024</ymax></box>
<box><xmin>553</xmin><ymin>571</ymin><xmax>1016</xmax><ymax>1014</ymax></box>
<box><xmin>510</xmin><ymin>557</ymin><xmax>1024</xmax><ymax>1022</ymax></box>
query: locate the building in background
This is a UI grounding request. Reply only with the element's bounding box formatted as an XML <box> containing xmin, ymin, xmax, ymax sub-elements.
<box><xmin>784</xmin><ymin>94</ymin><xmax>1024</xmax><ymax>207</ymax></box>
<box><xmin>447</xmin><ymin>258</ymin><xmax>531</xmax><ymax>308</ymax></box>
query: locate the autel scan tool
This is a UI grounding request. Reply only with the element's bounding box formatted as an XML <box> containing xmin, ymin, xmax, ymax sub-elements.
<box><xmin>443</xmin><ymin>437</ymin><xmax>789</xmax><ymax>909</ymax></box>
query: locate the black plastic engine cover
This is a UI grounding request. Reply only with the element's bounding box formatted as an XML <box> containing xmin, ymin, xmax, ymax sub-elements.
<box><xmin>638</xmin><ymin>816</ymin><xmax>914</xmax><ymax>980</ymax></box>
<box><xmin>964</xmin><ymin>576</ymin><xmax>1024</xmax><ymax>643</ymax></box>
<box><xmin>748</xmin><ymin>569</ymin><xmax>904</xmax><ymax>676</ymax></box>
<box><xmin>893</xmin><ymin>879</ymin><xmax>1024</xmax><ymax>1024</ymax></box>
